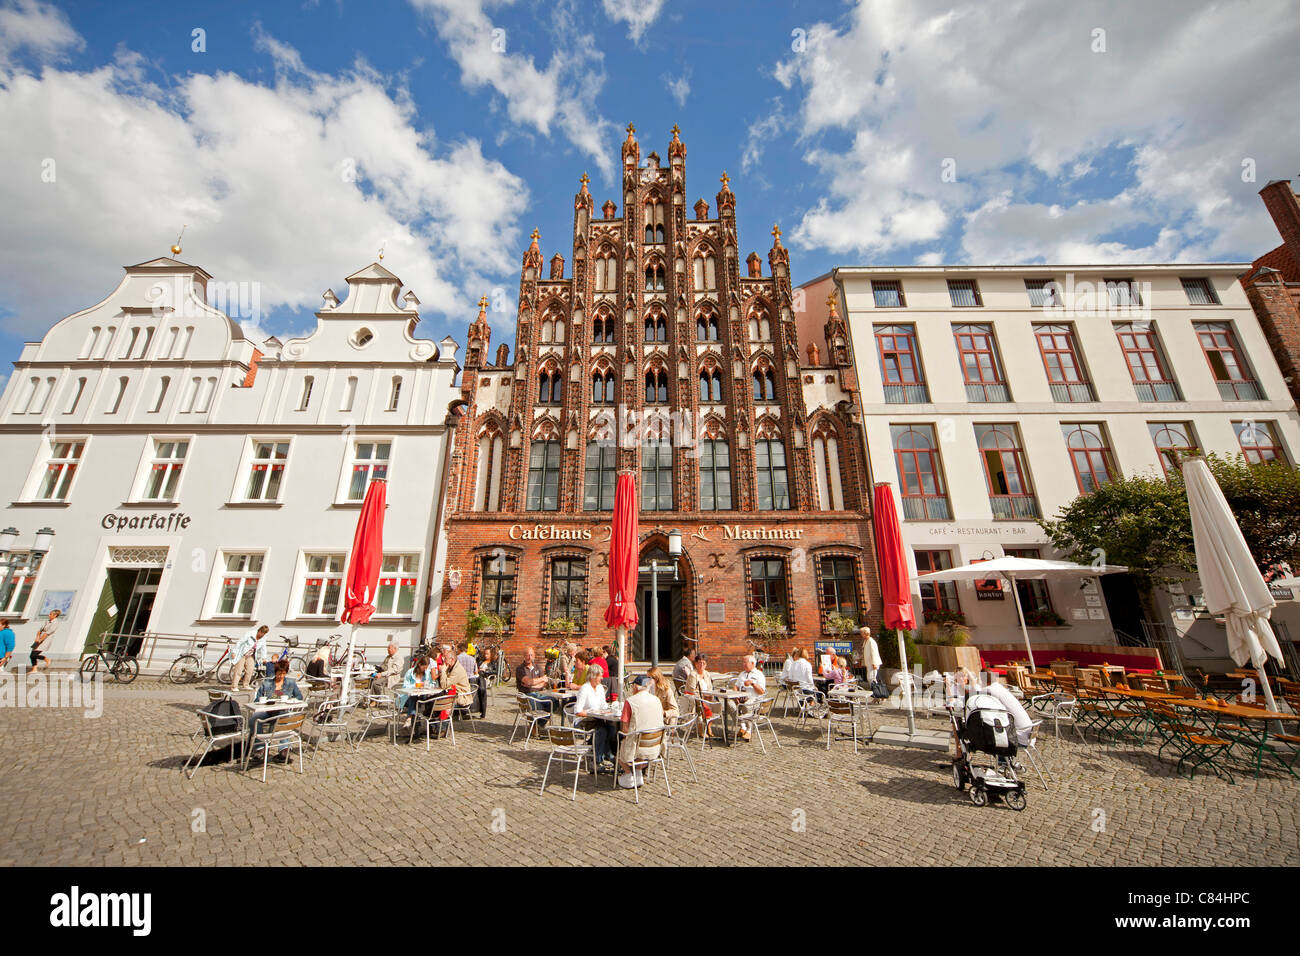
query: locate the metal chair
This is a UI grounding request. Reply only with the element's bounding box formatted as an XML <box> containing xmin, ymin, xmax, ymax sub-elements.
<box><xmin>664</xmin><ymin>701</ymin><xmax>699</xmax><ymax>781</ymax></box>
<box><xmin>539</xmin><ymin>725</ymin><xmax>595</xmax><ymax>800</ymax></box>
<box><xmin>746</xmin><ymin>696</ymin><xmax>782</xmax><ymax>754</ymax></box>
<box><xmin>243</xmin><ymin>711</ymin><xmax>306</xmax><ymax>782</ymax></box>
<box><xmin>310</xmin><ymin>696</ymin><xmax>359</xmax><ymax>754</ymax></box>
<box><xmin>509</xmin><ymin>695</ymin><xmax>552</xmax><ymax>748</ymax></box>
<box><xmin>182</xmin><ymin>707</ymin><xmax>246</xmax><ymax>779</ymax></box>
<box><xmin>774</xmin><ymin>677</ymin><xmax>799</xmax><ymax>717</ymax></box>
<box><xmin>1031</xmin><ymin>678</ymin><xmax>1084</xmax><ymax>741</ymax></box>
<box><xmin>1019</xmin><ymin>719</ymin><xmax>1053</xmax><ymax>790</ymax></box>
<box><xmin>796</xmin><ymin>686</ymin><xmax>827</xmax><ymax>729</ymax></box>
<box><xmin>824</xmin><ymin>697</ymin><xmax>861</xmax><ymax>752</ymax></box>
<box><xmin>410</xmin><ymin>692</ymin><xmax>456</xmax><ymax>750</ymax></box>
<box><xmin>358</xmin><ymin>690</ymin><xmax>402</xmax><ymax>745</ymax></box>
<box><xmin>615</xmin><ymin>727</ymin><xmax>671</xmax><ymax>804</ymax></box>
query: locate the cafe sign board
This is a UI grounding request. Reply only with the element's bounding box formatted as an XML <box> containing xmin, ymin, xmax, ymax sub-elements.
<box><xmin>970</xmin><ymin>557</ymin><xmax>1005</xmax><ymax>601</ymax></box>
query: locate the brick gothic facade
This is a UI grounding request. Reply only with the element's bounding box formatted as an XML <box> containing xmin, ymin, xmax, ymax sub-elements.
<box><xmin>1243</xmin><ymin>179</ymin><xmax>1300</xmax><ymax>406</ymax></box>
<box><xmin>439</xmin><ymin>125</ymin><xmax>879</xmax><ymax>668</ymax></box>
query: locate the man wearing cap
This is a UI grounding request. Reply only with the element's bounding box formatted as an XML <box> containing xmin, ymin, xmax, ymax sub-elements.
<box><xmin>618</xmin><ymin>674</ymin><xmax>665</xmax><ymax>789</ymax></box>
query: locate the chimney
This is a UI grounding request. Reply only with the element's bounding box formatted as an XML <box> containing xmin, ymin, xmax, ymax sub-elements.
<box><xmin>1260</xmin><ymin>180</ymin><xmax>1300</xmax><ymax>257</ymax></box>
<box><xmin>495</xmin><ymin>343</ymin><xmax>510</xmax><ymax>368</ymax></box>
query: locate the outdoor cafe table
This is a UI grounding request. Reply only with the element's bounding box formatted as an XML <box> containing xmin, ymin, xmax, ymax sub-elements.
<box><xmin>1169</xmin><ymin>698</ymin><xmax>1300</xmax><ymax>777</ymax></box>
<box><xmin>574</xmin><ymin>705</ymin><xmax>621</xmax><ymax>775</ymax></box>
<box><xmin>828</xmin><ymin>687</ymin><xmax>873</xmax><ymax>734</ymax></box>
<box><xmin>704</xmin><ymin>689</ymin><xmax>751</xmax><ymax>747</ymax></box>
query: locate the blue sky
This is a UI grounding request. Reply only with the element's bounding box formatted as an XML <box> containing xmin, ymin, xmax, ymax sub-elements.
<box><xmin>1</xmin><ymin>0</ymin><xmax>1297</xmax><ymax>367</ymax></box>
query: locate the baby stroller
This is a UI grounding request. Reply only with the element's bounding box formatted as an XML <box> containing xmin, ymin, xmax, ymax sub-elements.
<box><xmin>949</xmin><ymin>693</ymin><xmax>1027</xmax><ymax>811</ymax></box>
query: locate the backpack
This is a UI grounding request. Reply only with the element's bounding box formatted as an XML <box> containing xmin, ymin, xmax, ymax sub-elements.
<box><xmin>200</xmin><ymin>698</ymin><xmax>242</xmax><ymax>735</ymax></box>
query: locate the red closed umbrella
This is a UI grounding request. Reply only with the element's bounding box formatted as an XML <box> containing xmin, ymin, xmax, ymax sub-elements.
<box><xmin>872</xmin><ymin>483</ymin><xmax>917</xmax><ymax>732</ymax></box>
<box><xmin>339</xmin><ymin>478</ymin><xmax>386</xmax><ymax>702</ymax></box>
<box><xmin>604</xmin><ymin>472</ymin><xmax>639</xmax><ymax>690</ymax></box>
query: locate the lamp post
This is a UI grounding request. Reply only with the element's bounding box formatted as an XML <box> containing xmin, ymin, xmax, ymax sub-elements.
<box><xmin>639</xmin><ymin>530</ymin><xmax>682</xmax><ymax>668</ymax></box>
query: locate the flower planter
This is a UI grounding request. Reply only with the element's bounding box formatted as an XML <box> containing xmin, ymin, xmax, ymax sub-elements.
<box><xmin>918</xmin><ymin>644</ymin><xmax>981</xmax><ymax>674</ymax></box>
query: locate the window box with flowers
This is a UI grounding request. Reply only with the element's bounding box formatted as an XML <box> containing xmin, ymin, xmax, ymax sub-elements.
<box><xmin>1024</xmin><ymin>608</ymin><xmax>1067</xmax><ymax>628</ymax></box>
<box><xmin>749</xmin><ymin>607</ymin><xmax>788</xmax><ymax>661</ymax></box>
<box><xmin>922</xmin><ymin>608</ymin><xmax>968</xmax><ymax>628</ymax></box>
<box><xmin>466</xmin><ymin>607</ymin><xmax>510</xmax><ymax>644</ymax></box>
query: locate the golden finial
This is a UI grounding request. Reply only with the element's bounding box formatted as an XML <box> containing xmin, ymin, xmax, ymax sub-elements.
<box><xmin>579</xmin><ymin>172</ymin><xmax>590</xmax><ymax>187</ymax></box>
<box><xmin>772</xmin><ymin>224</ymin><xmax>782</xmax><ymax>242</ymax></box>
<box><xmin>671</xmin><ymin>124</ymin><xmax>680</xmax><ymax>136</ymax></box>
<box><xmin>530</xmin><ymin>227</ymin><xmax>540</xmax><ymax>241</ymax></box>
<box><xmin>170</xmin><ymin>224</ymin><xmax>187</xmax><ymax>257</ymax></box>
<box><xmin>626</xmin><ymin>122</ymin><xmax>636</xmax><ymax>136</ymax></box>
<box><xmin>378</xmin><ymin>243</ymin><xmax>385</xmax><ymax>261</ymax></box>
<box><xmin>826</xmin><ymin>292</ymin><xmax>836</xmax><ymax>307</ymax></box>
<box><xmin>477</xmin><ymin>295</ymin><xmax>489</xmax><ymax>312</ymax></box>
<box><xmin>720</xmin><ymin>171</ymin><xmax>730</xmax><ymax>188</ymax></box>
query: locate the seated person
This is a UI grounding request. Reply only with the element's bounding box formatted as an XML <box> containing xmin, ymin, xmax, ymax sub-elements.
<box><xmin>371</xmin><ymin>642</ymin><xmax>402</xmax><ymax>695</ymax></box>
<box><xmin>305</xmin><ymin>646</ymin><xmax>331</xmax><ymax>681</ymax></box>
<box><xmin>574</xmin><ymin>665</ymin><xmax>616</xmax><ymax>769</ymax></box>
<box><xmin>399</xmin><ymin>653</ymin><xmax>435</xmax><ymax>721</ymax></box>
<box><xmin>684</xmin><ymin>653</ymin><xmax>718</xmax><ymax>739</ymax></box>
<box><xmin>731</xmin><ymin>654</ymin><xmax>766</xmax><ymax>741</ymax></box>
<box><xmin>826</xmin><ymin>657</ymin><xmax>849</xmax><ymax>687</ymax></box>
<box><xmin>249</xmin><ymin>658</ymin><xmax>304</xmax><ymax>745</ymax></box>
<box><xmin>618</xmin><ymin>675</ymin><xmax>665</xmax><ymax>789</ymax></box>
<box><xmin>788</xmin><ymin>648</ymin><xmax>822</xmax><ymax>702</ymax></box>
<box><xmin>516</xmin><ymin>646</ymin><xmax>558</xmax><ymax>730</ymax></box>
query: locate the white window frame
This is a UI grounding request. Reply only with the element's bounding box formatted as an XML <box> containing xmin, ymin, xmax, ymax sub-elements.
<box><xmin>0</xmin><ymin>550</ymin><xmax>47</xmax><ymax>619</ymax></box>
<box><xmin>373</xmin><ymin>552</ymin><xmax>422</xmax><ymax>618</ymax></box>
<box><xmin>336</xmin><ymin>437</ymin><xmax>394</xmax><ymax>504</ymax></box>
<box><xmin>229</xmin><ymin>437</ymin><xmax>293</xmax><ymax>504</ymax></box>
<box><xmin>129</xmin><ymin>436</ymin><xmax>192</xmax><ymax>503</ymax></box>
<box><xmin>203</xmin><ymin>550</ymin><xmax>267</xmax><ymax>620</ymax></box>
<box><xmin>291</xmin><ymin>551</ymin><xmax>348</xmax><ymax>619</ymax></box>
<box><xmin>21</xmin><ymin>435</ymin><xmax>89</xmax><ymax>503</ymax></box>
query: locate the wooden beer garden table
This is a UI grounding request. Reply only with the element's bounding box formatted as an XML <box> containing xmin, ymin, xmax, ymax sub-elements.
<box><xmin>1169</xmin><ymin>697</ymin><xmax>1300</xmax><ymax>779</ymax></box>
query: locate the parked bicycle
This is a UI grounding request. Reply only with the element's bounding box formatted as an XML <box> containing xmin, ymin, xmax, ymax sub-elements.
<box><xmin>79</xmin><ymin>641</ymin><xmax>140</xmax><ymax>684</ymax></box>
<box><xmin>312</xmin><ymin>633</ymin><xmax>367</xmax><ymax>672</ymax></box>
<box><xmin>165</xmin><ymin>635</ymin><xmax>236</xmax><ymax>685</ymax></box>
<box><xmin>271</xmin><ymin>634</ymin><xmax>308</xmax><ymax>680</ymax></box>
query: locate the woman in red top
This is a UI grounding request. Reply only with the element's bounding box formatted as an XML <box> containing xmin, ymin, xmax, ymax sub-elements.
<box><xmin>588</xmin><ymin>649</ymin><xmax>609</xmax><ymax>678</ymax></box>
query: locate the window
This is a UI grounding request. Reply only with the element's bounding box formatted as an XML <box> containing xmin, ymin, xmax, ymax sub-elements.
<box><xmin>749</xmin><ymin>558</ymin><xmax>787</xmax><ymax>614</ymax></box>
<box><xmin>693</xmin><ymin>250</ymin><xmax>717</xmax><ymax>290</ymax></box>
<box><xmin>1006</xmin><ymin>547</ymin><xmax>1055</xmax><ymax>617</ymax></box>
<box><xmin>890</xmin><ymin>424</ymin><xmax>950</xmax><ymax>520</ymax></box>
<box><xmin>812</xmin><ymin>433</ymin><xmax>844</xmax><ymax>510</ymax></box>
<box><xmin>644</xmin><ymin>202</ymin><xmax>665</xmax><ymax>244</ymax></box>
<box><xmin>353</xmin><ymin>328</ymin><xmax>374</xmax><ymax>347</ymax></box>
<box><xmin>954</xmin><ymin>324</ymin><xmax>1009</xmax><ymax>402</ymax></box>
<box><xmin>876</xmin><ymin>324</ymin><xmax>929</xmax><ymax>403</ymax></box>
<box><xmin>698</xmin><ymin>439</ymin><xmax>732</xmax><ymax>510</ymax></box>
<box><xmin>644</xmin><ymin>313</ymin><xmax>666</xmax><ymax>342</ymax></box>
<box><xmin>387</xmin><ymin>376</ymin><xmax>402</xmax><ymax>411</ymax></box>
<box><xmin>474</xmin><ymin>433</ymin><xmax>503</xmax><ymax>511</ymax></box>
<box><xmin>1115</xmin><ymin>322</ymin><xmax>1180</xmax><ymax>401</ymax></box>
<box><xmin>1181</xmin><ymin>277</ymin><xmax>1219</xmax><ymax>305</ymax></box>
<box><xmin>592</xmin><ymin>315</ymin><xmax>614</xmax><ymax>343</ymax></box>
<box><xmin>376</xmin><ymin>554</ymin><xmax>418</xmax><ymax>616</ymax></box>
<box><xmin>540</xmin><ymin>315</ymin><xmax>566</xmax><ymax>344</ymax></box>
<box><xmin>1025</xmin><ymin>278</ymin><xmax>1060</xmax><ymax>307</ymax></box>
<box><xmin>975</xmin><ymin>424</ymin><xmax>1037</xmax><ymax>519</ymax></box>
<box><xmin>141</xmin><ymin>439</ymin><xmax>188</xmax><ymax>501</ymax></box>
<box><xmin>641</xmin><ymin>440</ymin><xmax>674</xmax><ymax>511</ymax></box>
<box><xmin>696</xmin><ymin>310</ymin><xmax>719</xmax><ymax>341</ymax></box>
<box><xmin>947</xmin><ymin>280</ymin><xmax>982</xmax><ymax>308</ymax></box>
<box><xmin>298</xmin><ymin>376</ymin><xmax>314</xmax><ymax>411</ymax></box>
<box><xmin>644</xmin><ymin>264</ymin><xmax>666</xmax><ymax>292</ymax></box>
<box><xmin>1195</xmin><ymin>322</ymin><xmax>1260</xmax><ymax>400</ymax></box>
<box><xmin>1234</xmin><ymin>420</ymin><xmax>1287</xmax><ymax>464</ymax></box>
<box><xmin>1062</xmin><ymin>423</ymin><xmax>1117</xmax><ymax>494</ymax></box>
<box><xmin>215</xmin><ymin>553</ymin><xmax>263</xmax><ymax>617</ymax></box>
<box><xmin>755</xmin><ymin>439</ymin><xmax>791</xmax><ymax>510</ymax></box>
<box><xmin>1035</xmin><ymin>324</ymin><xmax>1095</xmax><ymax>402</ymax></box>
<box><xmin>480</xmin><ymin>552</ymin><xmax>517</xmax><ymax>620</ymax></box>
<box><xmin>592</xmin><ymin>370</ymin><xmax>615</xmax><ymax>404</ymax></box>
<box><xmin>0</xmin><ymin>551</ymin><xmax>40</xmax><ymax>616</ymax></box>
<box><xmin>872</xmin><ymin>280</ymin><xmax>905</xmax><ymax>308</ymax></box>
<box><xmin>915</xmin><ymin>550</ymin><xmax>961</xmax><ymax>620</ymax></box>
<box><xmin>748</xmin><ymin>306</ymin><xmax>772</xmax><ymax>341</ymax></box>
<box><xmin>526</xmin><ymin>440</ymin><xmax>561</xmax><ymax>511</ymax></box>
<box><xmin>549</xmin><ymin>557</ymin><xmax>587</xmax><ymax>626</ymax></box>
<box><xmin>1105</xmin><ymin>278</ymin><xmax>1142</xmax><ymax>307</ymax></box>
<box><xmin>299</xmin><ymin>554</ymin><xmax>345</xmax><ymax>616</ymax></box>
<box><xmin>539</xmin><ymin>370</ymin><xmax>561</xmax><ymax>404</ymax></box>
<box><xmin>699</xmin><ymin>368</ymin><xmax>722</xmax><ymax>402</ymax></box>
<box><xmin>645</xmin><ymin>369</ymin><xmax>668</xmax><ymax>404</ymax></box>
<box><xmin>347</xmin><ymin>441</ymin><xmax>390</xmax><ymax>500</ymax></box>
<box><xmin>35</xmin><ymin>440</ymin><xmax>85</xmax><ymax>501</ymax></box>
<box><xmin>594</xmin><ymin>251</ymin><xmax>618</xmax><ymax>292</ymax></box>
<box><xmin>244</xmin><ymin>440</ymin><xmax>289</xmax><ymax>501</ymax></box>
<box><xmin>583</xmin><ymin>442</ymin><xmax>617</xmax><ymax>511</ymax></box>
<box><xmin>1149</xmin><ymin>422</ymin><xmax>1197</xmax><ymax>476</ymax></box>
<box><xmin>752</xmin><ymin>368</ymin><xmax>776</xmax><ymax>402</ymax></box>
<box><xmin>108</xmin><ymin>376</ymin><xmax>129</xmax><ymax>414</ymax></box>
<box><xmin>819</xmin><ymin>557</ymin><xmax>859</xmax><ymax>619</ymax></box>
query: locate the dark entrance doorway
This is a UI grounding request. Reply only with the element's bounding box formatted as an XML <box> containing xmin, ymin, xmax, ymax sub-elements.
<box><xmin>83</xmin><ymin>567</ymin><xmax>161</xmax><ymax>657</ymax></box>
<box><xmin>633</xmin><ymin>546</ymin><xmax>682</xmax><ymax>664</ymax></box>
<box><xmin>1101</xmin><ymin>573</ymin><xmax>1146</xmax><ymax>645</ymax></box>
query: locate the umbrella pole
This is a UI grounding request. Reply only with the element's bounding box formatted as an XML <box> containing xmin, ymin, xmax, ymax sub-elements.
<box><xmin>898</xmin><ymin>630</ymin><xmax>915</xmax><ymax>735</ymax></box>
<box><xmin>1009</xmin><ymin>573</ymin><xmax>1035</xmax><ymax>673</ymax></box>
<box><xmin>340</xmin><ymin>622</ymin><xmax>358</xmax><ymax>703</ymax></box>
<box><xmin>616</xmin><ymin>625</ymin><xmax>626</xmax><ymax>694</ymax></box>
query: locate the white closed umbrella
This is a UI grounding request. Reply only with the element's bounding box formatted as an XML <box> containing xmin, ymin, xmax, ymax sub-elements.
<box><xmin>1181</xmin><ymin>457</ymin><xmax>1284</xmax><ymax>714</ymax></box>
<box><xmin>919</xmin><ymin>556</ymin><xmax>1128</xmax><ymax>672</ymax></box>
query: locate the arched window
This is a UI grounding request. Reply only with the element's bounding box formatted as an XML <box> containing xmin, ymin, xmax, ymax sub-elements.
<box><xmin>693</xmin><ymin>249</ymin><xmax>717</xmax><ymax>290</ymax></box>
<box><xmin>976</xmin><ymin>423</ymin><xmax>1037</xmax><ymax>518</ymax></box>
<box><xmin>752</xmin><ymin>367</ymin><xmax>776</xmax><ymax>402</ymax></box>
<box><xmin>1062</xmin><ymin>423</ymin><xmax>1116</xmax><ymax>494</ymax></box>
<box><xmin>644</xmin><ymin>201</ymin><xmax>665</xmax><ymax>244</ymax></box>
<box><xmin>553</xmin><ymin>317</ymin><xmax>565</xmax><ymax>343</ymax></box>
<box><xmin>813</xmin><ymin>432</ymin><xmax>845</xmax><ymax>511</ymax></box>
<box><xmin>699</xmin><ymin>367</ymin><xmax>723</xmax><ymax>402</ymax></box>
<box><xmin>592</xmin><ymin>369</ymin><xmax>615</xmax><ymax>404</ymax></box>
<box><xmin>539</xmin><ymin>370</ymin><xmax>562</xmax><ymax>404</ymax></box>
<box><xmin>594</xmin><ymin>249</ymin><xmax>618</xmax><ymax>292</ymax></box>
<box><xmin>696</xmin><ymin>309</ymin><xmax>719</xmax><ymax>341</ymax></box>
<box><xmin>749</xmin><ymin>305</ymin><xmax>772</xmax><ymax>341</ymax></box>
<box><xmin>890</xmin><ymin>424</ymin><xmax>950</xmax><ymax>519</ymax></box>
<box><xmin>474</xmin><ymin>431</ymin><xmax>504</xmax><ymax>511</ymax></box>
<box><xmin>541</xmin><ymin>319</ymin><xmax>554</xmax><ymax>343</ymax></box>
<box><xmin>644</xmin><ymin>369</ymin><xmax>668</xmax><ymax>404</ymax></box>
<box><xmin>644</xmin><ymin>263</ymin><xmax>665</xmax><ymax>292</ymax></box>
<box><xmin>644</xmin><ymin>312</ymin><xmax>666</xmax><ymax>342</ymax></box>
<box><xmin>591</xmin><ymin>314</ymin><xmax>614</xmax><ymax>343</ymax></box>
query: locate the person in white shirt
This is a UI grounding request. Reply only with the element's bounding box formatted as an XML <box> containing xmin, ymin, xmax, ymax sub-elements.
<box><xmin>779</xmin><ymin>647</ymin><xmax>799</xmax><ymax>684</ymax></box>
<box><xmin>230</xmin><ymin>625</ymin><xmax>269</xmax><ymax>692</ymax></box>
<box><xmin>860</xmin><ymin>626</ymin><xmax>882</xmax><ymax>682</ymax></box>
<box><xmin>983</xmin><ymin>675</ymin><xmax>1034</xmax><ymax>746</ymax></box>
<box><xmin>574</xmin><ymin>664</ymin><xmax>615</xmax><ymax>769</ymax></box>
<box><xmin>618</xmin><ymin>675</ymin><xmax>665</xmax><ymax>787</ymax></box>
<box><xmin>732</xmin><ymin>654</ymin><xmax>767</xmax><ymax>741</ymax></box>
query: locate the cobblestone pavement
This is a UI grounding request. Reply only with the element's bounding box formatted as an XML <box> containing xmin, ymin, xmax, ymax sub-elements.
<box><xmin>0</xmin><ymin>680</ymin><xmax>1297</xmax><ymax>867</ymax></box>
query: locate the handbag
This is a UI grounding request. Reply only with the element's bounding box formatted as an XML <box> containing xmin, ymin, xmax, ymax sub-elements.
<box><xmin>871</xmin><ymin>677</ymin><xmax>889</xmax><ymax>699</ymax></box>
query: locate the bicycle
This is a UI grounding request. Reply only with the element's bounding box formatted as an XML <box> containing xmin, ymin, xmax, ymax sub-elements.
<box><xmin>165</xmin><ymin>635</ymin><xmax>236</xmax><ymax>685</ymax></box>
<box><xmin>79</xmin><ymin>641</ymin><xmax>139</xmax><ymax>684</ymax></box>
<box><xmin>312</xmin><ymin>633</ymin><xmax>367</xmax><ymax>672</ymax></box>
<box><xmin>271</xmin><ymin>634</ymin><xmax>308</xmax><ymax>680</ymax></box>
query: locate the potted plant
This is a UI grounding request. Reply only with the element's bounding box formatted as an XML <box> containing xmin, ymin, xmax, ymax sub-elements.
<box><xmin>545</xmin><ymin>616</ymin><xmax>579</xmax><ymax>637</ymax></box>
<box><xmin>824</xmin><ymin>611</ymin><xmax>858</xmax><ymax>640</ymax></box>
<box><xmin>922</xmin><ymin>607</ymin><xmax>968</xmax><ymax>628</ymax></box>
<box><xmin>1024</xmin><ymin>608</ymin><xmax>1067</xmax><ymax>628</ymax></box>
<box><xmin>916</xmin><ymin>620</ymin><xmax>980</xmax><ymax>673</ymax></box>
<box><xmin>750</xmin><ymin>607</ymin><xmax>787</xmax><ymax>659</ymax></box>
<box><xmin>466</xmin><ymin>607</ymin><xmax>509</xmax><ymax>643</ymax></box>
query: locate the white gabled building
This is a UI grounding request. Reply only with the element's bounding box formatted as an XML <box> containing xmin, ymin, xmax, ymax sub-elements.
<box><xmin>799</xmin><ymin>264</ymin><xmax>1300</xmax><ymax>672</ymax></box>
<box><xmin>0</xmin><ymin>255</ymin><xmax>461</xmax><ymax>668</ymax></box>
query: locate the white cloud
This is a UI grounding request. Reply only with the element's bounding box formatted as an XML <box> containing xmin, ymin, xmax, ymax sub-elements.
<box><xmin>740</xmin><ymin>103</ymin><xmax>788</xmax><ymax>175</ymax></box>
<box><xmin>408</xmin><ymin>0</ymin><xmax>618</xmax><ymax>181</ymax></box>
<box><xmin>0</xmin><ymin>0</ymin><xmax>81</xmax><ymax>67</ymax></box>
<box><xmin>0</xmin><ymin>23</ymin><xmax>528</xmax><ymax>340</ymax></box>
<box><xmin>601</xmin><ymin>0</ymin><xmax>667</xmax><ymax>44</ymax></box>
<box><xmin>767</xmin><ymin>0</ymin><xmax>1300</xmax><ymax>263</ymax></box>
<box><xmin>663</xmin><ymin>71</ymin><xmax>689</xmax><ymax>107</ymax></box>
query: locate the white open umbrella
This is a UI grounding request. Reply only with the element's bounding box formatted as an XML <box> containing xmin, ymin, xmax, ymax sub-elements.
<box><xmin>919</xmin><ymin>556</ymin><xmax>1128</xmax><ymax>672</ymax></box>
<box><xmin>1181</xmin><ymin>457</ymin><xmax>1284</xmax><ymax>714</ymax></box>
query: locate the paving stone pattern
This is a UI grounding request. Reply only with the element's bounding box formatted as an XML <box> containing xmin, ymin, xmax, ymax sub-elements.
<box><xmin>0</xmin><ymin>683</ymin><xmax>1296</xmax><ymax>866</ymax></box>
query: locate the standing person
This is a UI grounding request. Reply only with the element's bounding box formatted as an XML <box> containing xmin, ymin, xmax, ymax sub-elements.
<box><xmin>860</xmin><ymin>626</ymin><xmax>882</xmax><ymax>683</ymax></box>
<box><xmin>617</xmin><ymin>675</ymin><xmax>665</xmax><ymax>789</ymax></box>
<box><xmin>0</xmin><ymin>618</ymin><xmax>14</xmax><ymax>671</ymax></box>
<box><xmin>29</xmin><ymin>608</ymin><xmax>61</xmax><ymax>676</ymax></box>
<box><xmin>229</xmin><ymin>625</ymin><xmax>269</xmax><ymax>692</ymax></box>
<box><xmin>457</xmin><ymin>641</ymin><xmax>489</xmax><ymax>718</ymax></box>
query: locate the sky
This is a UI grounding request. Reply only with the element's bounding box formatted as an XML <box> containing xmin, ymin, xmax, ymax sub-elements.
<box><xmin>1</xmin><ymin>0</ymin><xmax>1298</xmax><ymax>372</ymax></box>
